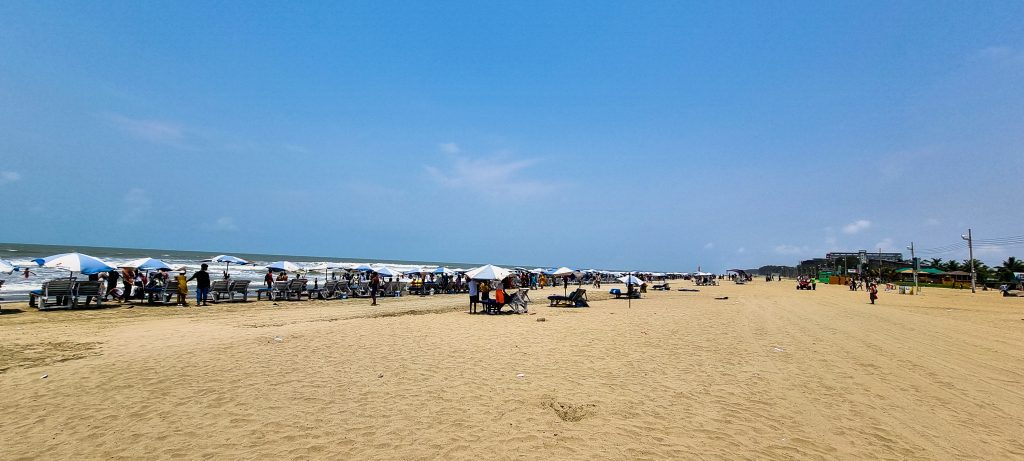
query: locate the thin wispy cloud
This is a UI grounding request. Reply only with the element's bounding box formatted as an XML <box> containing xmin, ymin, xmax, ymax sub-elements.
<box><xmin>704</xmin><ymin>242</ymin><xmax>715</xmax><ymax>250</ymax></box>
<box><xmin>976</xmin><ymin>46</ymin><xmax>1023</xmax><ymax>63</ymax></box>
<box><xmin>439</xmin><ymin>142</ymin><xmax>461</xmax><ymax>154</ymax></box>
<box><xmin>104</xmin><ymin>113</ymin><xmax>185</xmax><ymax>144</ymax></box>
<box><xmin>842</xmin><ymin>219</ymin><xmax>872</xmax><ymax>234</ymax></box>
<box><xmin>0</xmin><ymin>171</ymin><xmax>21</xmax><ymax>185</ymax></box>
<box><xmin>774</xmin><ymin>244</ymin><xmax>809</xmax><ymax>255</ymax></box>
<box><xmin>874</xmin><ymin>237</ymin><xmax>894</xmax><ymax>251</ymax></box>
<box><xmin>425</xmin><ymin>146</ymin><xmax>556</xmax><ymax>197</ymax></box>
<box><xmin>203</xmin><ymin>216</ymin><xmax>239</xmax><ymax>232</ymax></box>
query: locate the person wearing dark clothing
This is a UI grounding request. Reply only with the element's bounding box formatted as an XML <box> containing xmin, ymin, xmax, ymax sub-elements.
<box><xmin>121</xmin><ymin>268</ymin><xmax>134</xmax><ymax>303</ymax></box>
<box><xmin>188</xmin><ymin>263</ymin><xmax>212</xmax><ymax>306</ymax></box>
<box><xmin>370</xmin><ymin>273</ymin><xmax>380</xmax><ymax>306</ymax></box>
<box><xmin>264</xmin><ymin>269</ymin><xmax>274</xmax><ymax>289</ymax></box>
<box><xmin>106</xmin><ymin>270</ymin><xmax>120</xmax><ymax>301</ymax></box>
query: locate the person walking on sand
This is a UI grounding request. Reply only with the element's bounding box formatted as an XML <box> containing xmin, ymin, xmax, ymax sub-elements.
<box><xmin>869</xmin><ymin>282</ymin><xmax>878</xmax><ymax>305</ymax></box>
<box><xmin>188</xmin><ymin>263</ymin><xmax>211</xmax><ymax>306</ymax></box>
<box><xmin>264</xmin><ymin>269</ymin><xmax>274</xmax><ymax>289</ymax></box>
<box><xmin>175</xmin><ymin>269</ymin><xmax>189</xmax><ymax>307</ymax></box>
<box><xmin>370</xmin><ymin>272</ymin><xmax>380</xmax><ymax>306</ymax></box>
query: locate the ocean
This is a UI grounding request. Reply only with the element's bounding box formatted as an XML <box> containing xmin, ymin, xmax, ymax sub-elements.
<box><xmin>0</xmin><ymin>242</ymin><xmax>488</xmax><ymax>303</ymax></box>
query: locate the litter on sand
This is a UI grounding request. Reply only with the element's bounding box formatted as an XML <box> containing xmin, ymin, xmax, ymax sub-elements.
<box><xmin>772</xmin><ymin>346</ymin><xmax>786</xmax><ymax>353</ymax></box>
<box><xmin>714</xmin><ymin>296</ymin><xmax>729</xmax><ymax>300</ymax></box>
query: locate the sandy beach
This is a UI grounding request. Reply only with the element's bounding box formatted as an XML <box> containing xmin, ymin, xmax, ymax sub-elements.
<box><xmin>2</xmin><ymin>281</ymin><xmax>1023</xmax><ymax>460</ymax></box>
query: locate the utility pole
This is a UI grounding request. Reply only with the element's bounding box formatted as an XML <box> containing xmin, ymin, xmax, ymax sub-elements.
<box><xmin>961</xmin><ymin>229</ymin><xmax>976</xmax><ymax>293</ymax></box>
<box><xmin>907</xmin><ymin>242</ymin><xmax>918</xmax><ymax>294</ymax></box>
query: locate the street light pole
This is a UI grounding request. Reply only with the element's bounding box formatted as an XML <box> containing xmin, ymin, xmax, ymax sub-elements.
<box><xmin>907</xmin><ymin>242</ymin><xmax>918</xmax><ymax>294</ymax></box>
<box><xmin>961</xmin><ymin>229</ymin><xmax>976</xmax><ymax>293</ymax></box>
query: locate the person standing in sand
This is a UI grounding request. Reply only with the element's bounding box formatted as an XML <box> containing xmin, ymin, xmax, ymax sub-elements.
<box><xmin>869</xmin><ymin>282</ymin><xmax>878</xmax><ymax>304</ymax></box>
<box><xmin>370</xmin><ymin>272</ymin><xmax>380</xmax><ymax>306</ymax></box>
<box><xmin>264</xmin><ymin>269</ymin><xmax>274</xmax><ymax>289</ymax></box>
<box><xmin>188</xmin><ymin>263</ymin><xmax>211</xmax><ymax>306</ymax></box>
<box><xmin>468</xmin><ymin>278</ymin><xmax>479</xmax><ymax>313</ymax></box>
<box><xmin>175</xmin><ymin>270</ymin><xmax>189</xmax><ymax>307</ymax></box>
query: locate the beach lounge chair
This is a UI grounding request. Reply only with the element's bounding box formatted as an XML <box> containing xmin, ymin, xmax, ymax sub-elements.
<box><xmin>159</xmin><ymin>280</ymin><xmax>180</xmax><ymax>304</ymax></box>
<box><xmin>350</xmin><ymin>282</ymin><xmax>369</xmax><ymax>298</ymax></box>
<box><xmin>307</xmin><ymin>280</ymin><xmax>336</xmax><ymax>300</ymax></box>
<box><xmin>285</xmin><ymin>279</ymin><xmax>307</xmax><ymax>301</ymax></box>
<box><xmin>265</xmin><ymin>280</ymin><xmax>289</xmax><ymax>301</ymax></box>
<box><xmin>335</xmin><ymin>281</ymin><xmax>352</xmax><ymax>299</ymax></box>
<box><xmin>506</xmin><ymin>289</ymin><xmax>529</xmax><ymax>314</ymax></box>
<box><xmin>548</xmin><ymin>288</ymin><xmax>588</xmax><ymax>307</ymax></box>
<box><xmin>73</xmin><ymin>281</ymin><xmax>104</xmax><ymax>308</ymax></box>
<box><xmin>609</xmin><ymin>288</ymin><xmax>640</xmax><ymax>299</ymax></box>
<box><xmin>30</xmin><ymin>279</ymin><xmax>76</xmax><ymax>310</ymax></box>
<box><xmin>210</xmin><ymin>280</ymin><xmax>232</xmax><ymax>302</ymax></box>
<box><xmin>229</xmin><ymin>280</ymin><xmax>251</xmax><ymax>302</ymax></box>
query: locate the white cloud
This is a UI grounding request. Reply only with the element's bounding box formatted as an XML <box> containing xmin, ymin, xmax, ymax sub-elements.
<box><xmin>703</xmin><ymin>242</ymin><xmax>714</xmax><ymax>250</ymax></box>
<box><xmin>104</xmin><ymin>113</ymin><xmax>184</xmax><ymax>144</ymax></box>
<box><xmin>774</xmin><ymin>244</ymin><xmax>809</xmax><ymax>255</ymax></box>
<box><xmin>977</xmin><ymin>46</ymin><xmax>1015</xmax><ymax>60</ymax></box>
<box><xmin>842</xmin><ymin>219</ymin><xmax>872</xmax><ymax>234</ymax></box>
<box><xmin>205</xmin><ymin>216</ymin><xmax>239</xmax><ymax>232</ymax></box>
<box><xmin>425</xmin><ymin>149</ymin><xmax>555</xmax><ymax>197</ymax></box>
<box><xmin>874</xmin><ymin>237</ymin><xmax>894</xmax><ymax>251</ymax></box>
<box><xmin>0</xmin><ymin>171</ymin><xmax>21</xmax><ymax>185</ymax></box>
<box><xmin>439</xmin><ymin>142</ymin><xmax>461</xmax><ymax>154</ymax></box>
<box><xmin>119</xmin><ymin>187</ymin><xmax>152</xmax><ymax>223</ymax></box>
<box><xmin>925</xmin><ymin>218</ymin><xmax>940</xmax><ymax>226</ymax></box>
<box><xmin>736</xmin><ymin>247</ymin><xmax>746</xmax><ymax>254</ymax></box>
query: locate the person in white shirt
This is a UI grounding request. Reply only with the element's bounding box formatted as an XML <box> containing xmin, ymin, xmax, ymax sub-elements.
<box><xmin>468</xmin><ymin>279</ymin><xmax>480</xmax><ymax>313</ymax></box>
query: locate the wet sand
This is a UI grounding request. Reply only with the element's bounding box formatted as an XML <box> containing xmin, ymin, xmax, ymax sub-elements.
<box><xmin>1</xmin><ymin>281</ymin><xmax>1022</xmax><ymax>459</ymax></box>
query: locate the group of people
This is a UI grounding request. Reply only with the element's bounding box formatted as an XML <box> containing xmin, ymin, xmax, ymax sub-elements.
<box><xmin>87</xmin><ymin>264</ymin><xmax>214</xmax><ymax>307</ymax></box>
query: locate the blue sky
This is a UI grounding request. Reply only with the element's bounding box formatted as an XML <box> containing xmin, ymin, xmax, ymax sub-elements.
<box><xmin>1</xmin><ymin>1</ymin><xmax>1022</xmax><ymax>271</ymax></box>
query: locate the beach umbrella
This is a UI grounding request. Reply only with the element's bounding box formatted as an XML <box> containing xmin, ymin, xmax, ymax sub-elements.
<box><xmin>618</xmin><ymin>275</ymin><xmax>644</xmax><ymax>285</ymax></box>
<box><xmin>266</xmin><ymin>261</ymin><xmax>301</xmax><ymax>273</ymax></box>
<box><xmin>433</xmin><ymin>266</ymin><xmax>455</xmax><ymax>275</ymax></box>
<box><xmin>119</xmin><ymin>257</ymin><xmax>173</xmax><ymax>271</ymax></box>
<box><xmin>403</xmin><ymin>266</ymin><xmax>426</xmax><ymax>275</ymax></box>
<box><xmin>33</xmin><ymin>252</ymin><xmax>115</xmax><ymax>276</ymax></box>
<box><xmin>352</xmin><ymin>263</ymin><xmax>374</xmax><ymax>272</ymax></box>
<box><xmin>374</xmin><ymin>266</ymin><xmax>402</xmax><ymax>278</ymax></box>
<box><xmin>465</xmin><ymin>264</ymin><xmax>511</xmax><ymax>281</ymax></box>
<box><xmin>202</xmin><ymin>254</ymin><xmax>249</xmax><ymax>276</ymax></box>
<box><xmin>0</xmin><ymin>259</ymin><xmax>15</xmax><ymax>275</ymax></box>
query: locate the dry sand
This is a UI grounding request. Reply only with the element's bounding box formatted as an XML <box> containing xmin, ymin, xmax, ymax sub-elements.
<box><xmin>1</xmin><ymin>281</ymin><xmax>1023</xmax><ymax>460</ymax></box>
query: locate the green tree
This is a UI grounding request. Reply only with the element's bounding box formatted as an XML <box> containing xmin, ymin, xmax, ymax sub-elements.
<box><xmin>927</xmin><ymin>257</ymin><xmax>943</xmax><ymax>268</ymax></box>
<box><xmin>997</xmin><ymin>256</ymin><xmax>1024</xmax><ymax>282</ymax></box>
<box><xmin>963</xmin><ymin>259</ymin><xmax>992</xmax><ymax>282</ymax></box>
<box><xmin>943</xmin><ymin>260</ymin><xmax>962</xmax><ymax>272</ymax></box>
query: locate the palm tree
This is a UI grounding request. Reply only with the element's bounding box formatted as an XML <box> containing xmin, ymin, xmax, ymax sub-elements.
<box><xmin>997</xmin><ymin>256</ymin><xmax>1024</xmax><ymax>282</ymax></box>
<box><xmin>943</xmin><ymin>260</ymin><xmax>962</xmax><ymax>272</ymax></box>
<box><xmin>927</xmin><ymin>257</ymin><xmax>943</xmax><ymax>268</ymax></box>
<box><xmin>963</xmin><ymin>259</ymin><xmax>992</xmax><ymax>283</ymax></box>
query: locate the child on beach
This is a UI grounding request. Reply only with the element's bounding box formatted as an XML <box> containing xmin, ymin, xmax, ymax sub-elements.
<box><xmin>869</xmin><ymin>283</ymin><xmax>878</xmax><ymax>304</ymax></box>
<box><xmin>175</xmin><ymin>270</ymin><xmax>189</xmax><ymax>306</ymax></box>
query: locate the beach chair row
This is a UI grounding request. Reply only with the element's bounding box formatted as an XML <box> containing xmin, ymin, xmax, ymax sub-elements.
<box><xmin>29</xmin><ymin>279</ymin><xmax>106</xmax><ymax>310</ymax></box>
